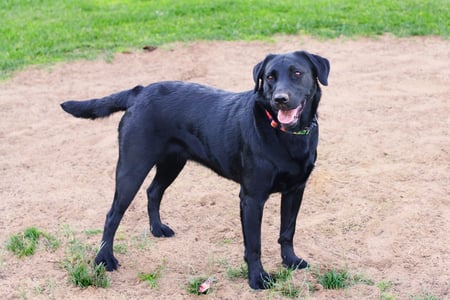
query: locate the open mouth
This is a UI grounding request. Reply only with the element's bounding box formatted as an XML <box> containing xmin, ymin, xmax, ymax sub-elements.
<box><xmin>276</xmin><ymin>99</ymin><xmax>306</xmax><ymax>126</ymax></box>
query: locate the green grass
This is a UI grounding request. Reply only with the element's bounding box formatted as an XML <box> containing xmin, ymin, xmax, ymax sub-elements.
<box><xmin>5</xmin><ymin>226</ymin><xmax>110</xmax><ymax>288</ymax></box>
<box><xmin>186</xmin><ymin>276</ymin><xmax>212</xmax><ymax>295</ymax></box>
<box><xmin>317</xmin><ymin>268</ymin><xmax>352</xmax><ymax>289</ymax></box>
<box><xmin>267</xmin><ymin>267</ymin><xmax>305</xmax><ymax>297</ymax></box>
<box><xmin>138</xmin><ymin>264</ymin><xmax>165</xmax><ymax>289</ymax></box>
<box><xmin>62</xmin><ymin>240</ymin><xmax>110</xmax><ymax>288</ymax></box>
<box><xmin>1</xmin><ymin>0</ymin><xmax>448</xmax><ymax>78</ymax></box>
<box><xmin>6</xmin><ymin>227</ymin><xmax>60</xmax><ymax>257</ymax></box>
<box><xmin>83</xmin><ymin>229</ymin><xmax>103</xmax><ymax>236</ymax></box>
<box><xmin>224</xmin><ymin>263</ymin><xmax>375</xmax><ymax>296</ymax></box>
<box><xmin>226</xmin><ymin>263</ymin><xmax>248</xmax><ymax>279</ymax></box>
<box><xmin>410</xmin><ymin>292</ymin><xmax>440</xmax><ymax>300</ymax></box>
<box><xmin>113</xmin><ymin>243</ymin><xmax>128</xmax><ymax>254</ymax></box>
<box><xmin>312</xmin><ymin>266</ymin><xmax>374</xmax><ymax>290</ymax></box>
<box><xmin>130</xmin><ymin>230</ymin><xmax>154</xmax><ymax>250</ymax></box>
<box><xmin>1</xmin><ymin>226</ymin><xmax>441</xmax><ymax>296</ymax></box>
<box><xmin>377</xmin><ymin>280</ymin><xmax>393</xmax><ymax>292</ymax></box>
<box><xmin>138</xmin><ymin>271</ymin><xmax>160</xmax><ymax>289</ymax></box>
<box><xmin>228</xmin><ymin>264</ymin><xmax>292</xmax><ymax>290</ymax></box>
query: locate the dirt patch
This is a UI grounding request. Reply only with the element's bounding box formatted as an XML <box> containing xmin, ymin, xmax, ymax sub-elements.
<box><xmin>0</xmin><ymin>35</ymin><xmax>449</xmax><ymax>299</ymax></box>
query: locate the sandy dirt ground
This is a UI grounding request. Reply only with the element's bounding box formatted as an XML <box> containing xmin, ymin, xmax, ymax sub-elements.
<box><xmin>0</xmin><ymin>35</ymin><xmax>449</xmax><ymax>299</ymax></box>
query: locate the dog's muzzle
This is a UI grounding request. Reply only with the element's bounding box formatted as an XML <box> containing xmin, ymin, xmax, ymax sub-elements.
<box><xmin>272</xmin><ymin>94</ymin><xmax>307</xmax><ymax>126</ymax></box>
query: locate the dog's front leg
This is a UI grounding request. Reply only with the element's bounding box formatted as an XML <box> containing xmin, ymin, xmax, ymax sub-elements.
<box><xmin>278</xmin><ymin>186</ymin><xmax>309</xmax><ymax>270</ymax></box>
<box><xmin>239</xmin><ymin>189</ymin><xmax>272</xmax><ymax>289</ymax></box>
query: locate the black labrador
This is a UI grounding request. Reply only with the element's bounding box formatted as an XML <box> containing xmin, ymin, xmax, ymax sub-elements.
<box><xmin>61</xmin><ymin>51</ymin><xmax>330</xmax><ymax>289</ymax></box>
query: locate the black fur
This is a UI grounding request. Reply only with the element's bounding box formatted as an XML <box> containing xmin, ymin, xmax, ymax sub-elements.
<box><xmin>61</xmin><ymin>51</ymin><xmax>330</xmax><ymax>289</ymax></box>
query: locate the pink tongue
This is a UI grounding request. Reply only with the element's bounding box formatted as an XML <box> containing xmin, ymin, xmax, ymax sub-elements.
<box><xmin>277</xmin><ymin>108</ymin><xmax>298</xmax><ymax>124</ymax></box>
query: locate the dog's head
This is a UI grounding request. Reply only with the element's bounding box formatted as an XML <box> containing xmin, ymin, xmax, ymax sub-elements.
<box><xmin>253</xmin><ymin>51</ymin><xmax>330</xmax><ymax>130</ymax></box>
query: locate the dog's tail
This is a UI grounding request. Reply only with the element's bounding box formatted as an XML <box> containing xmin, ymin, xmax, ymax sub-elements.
<box><xmin>60</xmin><ymin>85</ymin><xmax>144</xmax><ymax>119</ymax></box>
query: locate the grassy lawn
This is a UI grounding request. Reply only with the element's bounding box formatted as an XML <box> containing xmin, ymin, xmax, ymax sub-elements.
<box><xmin>1</xmin><ymin>0</ymin><xmax>448</xmax><ymax>78</ymax></box>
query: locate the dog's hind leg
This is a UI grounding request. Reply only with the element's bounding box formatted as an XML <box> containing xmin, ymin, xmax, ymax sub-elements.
<box><xmin>95</xmin><ymin>134</ymin><xmax>157</xmax><ymax>271</ymax></box>
<box><xmin>147</xmin><ymin>155</ymin><xmax>187</xmax><ymax>237</ymax></box>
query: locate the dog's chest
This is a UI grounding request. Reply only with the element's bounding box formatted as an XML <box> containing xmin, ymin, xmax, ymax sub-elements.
<box><xmin>269</xmin><ymin>140</ymin><xmax>317</xmax><ymax>193</ymax></box>
<box><xmin>271</xmin><ymin>160</ymin><xmax>315</xmax><ymax>193</ymax></box>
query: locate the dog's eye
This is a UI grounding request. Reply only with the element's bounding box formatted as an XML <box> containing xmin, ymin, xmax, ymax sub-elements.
<box><xmin>266</xmin><ymin>75</ymin><xmax>274</xmax><ymax>81</ymax></box>
<box><xmin>294</xmin><ymin>71</ymin><xmax>302</xmax><ymax>77</ymax></box>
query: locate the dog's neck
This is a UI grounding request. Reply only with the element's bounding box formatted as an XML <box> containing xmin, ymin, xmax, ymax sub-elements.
<box><xmin>264</xmin><ymin>109</ymin><xmax>317</xmax><ymax>135</ymax></box>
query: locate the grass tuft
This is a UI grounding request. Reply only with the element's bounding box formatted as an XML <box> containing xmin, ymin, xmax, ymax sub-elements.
<box><xmin>138</xmin><ymin>271</ymin><xmax>160</xmax><ymax>289</ymax></box>
<box><xmin>226</xmin><ymin>264</ymin><xmax>248</xmax><ymax>280</ymax></box>
<box><xmin>317</xmin><ymin>268</ymin><xmax>351</xmax><ymax>289</ymax></box>
<box><xmin>186</xmin><ymin>276</ymin><xmax>212</xmax><ymax>295</ymax></box>
<box><xmin>266</xmin><ymin>267</ymin><xmax>314</xmax><ymax>298</ymax></box>
<box><xmin>62</xmin><ymin>239</ymin><xmax>110</xmax><ymax>288</ymax></box>
<box><xmin>138</xmin><ymin>263</ymin><xmax>165</xmax><ymax>289</ymax></box>
<box><xmin>6</xmin><ymin>234</ymin><xmax>37</xmax><ymax>257</ymax></box>
<box><xmin>83</xmin><ymin>229</ymin><xmax>103</xmax><ymax>236</ymax></box>
<box><xmin>6</xmin><ymin>227</ymin><xmax>59</xmax><ymax>257</ymax></box>
<box><xmin>315</xmin><ymin>266</ymin><xmax>374</xmax><ymax>290</ymax></box>
<box><xmin>410</xmin><ymin>291</ymin><xmax>440</xmax><ymax>300</ymax></box>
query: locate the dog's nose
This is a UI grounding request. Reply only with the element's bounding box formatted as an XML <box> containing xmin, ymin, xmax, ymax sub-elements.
<box><xmin>273</xmin><ymin>93</ymin><xmax>289</xmax><ymax>104</ymax></box>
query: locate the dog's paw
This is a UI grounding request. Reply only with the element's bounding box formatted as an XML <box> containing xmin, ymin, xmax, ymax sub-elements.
<box><xmin>150</xmin><ymin>223</ymin><xmax>175</xmax><ymax>237</ymax></box>
<box><xmin>248</xmin><ymin>271</ymin><xmax>274</xmax><ymax>290</ymax></box>
<box><xmin>95</xmin><ymin>251</ymin><xmax>119</xmax><ymax>271</ymax></box>
<box><xmin>282</xmin><ymin>256</ymin><xmax>309</xmax><ymax>270</ymax></box>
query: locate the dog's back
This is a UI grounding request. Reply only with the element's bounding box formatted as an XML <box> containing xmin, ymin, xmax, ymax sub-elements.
<box><xmin>62</xmin><ymin>81</ymin><xmax>256</xmax><ymax>181</ymax></box>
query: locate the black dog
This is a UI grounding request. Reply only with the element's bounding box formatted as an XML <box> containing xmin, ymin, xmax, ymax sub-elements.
<box><xmin>61</xmin><ymin>51</ymin><xmax>329</xmax><ymax>289</ymax></box>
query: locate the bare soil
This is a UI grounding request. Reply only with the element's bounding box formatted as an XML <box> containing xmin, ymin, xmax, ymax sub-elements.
<box><xmin>0</xmin><ymin>35</ymin><xmax>449</xmax><ymax>299</ymax></box>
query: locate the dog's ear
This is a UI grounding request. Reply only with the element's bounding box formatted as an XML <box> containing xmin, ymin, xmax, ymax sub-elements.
<box><xmin>253</xmin><ymin>54</ymin><xmax>275</xmax><ymax>92</ymax></box>
<box><xmin>295</xmin><ymin>51</ymin><xmax>330</xmax><ymax>86</ymax></box>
